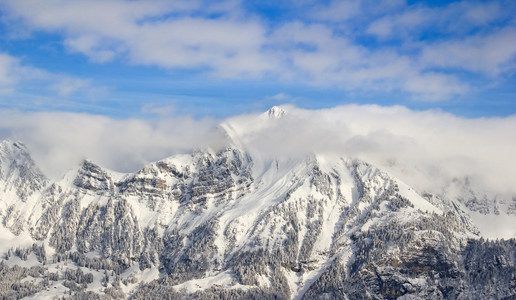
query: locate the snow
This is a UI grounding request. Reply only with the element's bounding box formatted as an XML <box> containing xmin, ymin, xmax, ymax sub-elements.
<box><xmin>171</xmin><ymin>270</ymin><xmax>247</xmax><ymax>293</ymax></box>
<box><xmin>255</xmin><ymin>273</ymin><xmax>271</xmax><ymax>288</ymax></box>
<box><xmin>0</xmin><ymin>226</ymin><xmax>35</xmax><ymax>254</ymax></box>
<box><xmin>25</xmin><ymin>283</ymin><xmax>69</xmax><ymax>300</ymax></box>
<box><xmin>266</xmin><ymin>106</ymin><xmax>287</xmax><ymax>119</ymax></box>
<box><xmin>396</xmin><ymin>179</ymin><xmax>442</xmax><ymax>215</ymax></box>
<box><xmin>105</xmin><ymin>168</ymin><xmax>129</xmax><ymax>182</ymax></box>
<box><xmin>138</xmin><ymin>265</ymin><xmax>160</xmax><ymax>282</ymax></box>
<box><xmin>283</xmin><ymin>267</ymin><xmax>300</xmax><ymax>297</ymax></box>
<box><xmin>215</xmin><ymin>156</ymin><xmax>313</xmax><ymax>252</ymax></box>
<box><xmin>4</xmin><ymin>253</ymin><xmax>40</xmax><ymax>268</ymax></box>
<box><xmin>293</xmin><ymin>246</ymin><xmax>354</xmax><ymax>300</ymax></box>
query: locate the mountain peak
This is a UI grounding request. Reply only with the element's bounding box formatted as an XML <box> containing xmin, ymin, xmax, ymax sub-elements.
<box><xmin>0</xmin><ymin>139</ymin><xmax>48</xmax><ymax>201</ymax></box>
<box><xmin>0</xmin><ymin>139</ymin><xmax>33</xmax><ymax>173</ymax></box>
<box><xmin>266</xmin><ymin>106</ymin><xmax>286</xmax><ymax>119</ymax></box>
<box><xmin>0</xmin><ymin>139</ymin><xmax>27</xmax><ymax>152</ymax></box>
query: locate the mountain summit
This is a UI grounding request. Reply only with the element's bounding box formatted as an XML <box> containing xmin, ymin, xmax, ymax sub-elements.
<box><xmin>266</xmin><ymin>105</ymin><xmax>287</xmax><ymax>119</ymax></box>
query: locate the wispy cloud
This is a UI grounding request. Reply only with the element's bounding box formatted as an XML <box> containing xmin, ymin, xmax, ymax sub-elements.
<box><xmin>0</xmin><ymin>53</ymin><xmax>18</xmax><ymax>94</ymax></box>
<box><xmin>365</xmin><ymin>1</ymin><xmax>507</xmax><ymax>39</ymax></box>
<box><xmin>420</xmin><ymin>27</ymin><xmax>516</xmax><ymax>76</ymax></box>
<box><xmin>51</xmin><ymin>77</ymin><xmax>92</xmax><ymax>97</ymax></box>
<box><xmin>0</xmin><ymin>51</ymin><xmax>106</xmax><ymax>102</ymax></box>
<box><xmin>308</xmin><ymin>0</ymin><xmax>362</xmax><ymax>22</ymax></box>
<box><xmin>266</xmin><ymin>93</ymin><xmax>293</xmax><ymax>102</ymax></box>
<box><xmin>141</xmin><ymin>103</ymin><xmax>176</xmax><ymax>117</ymax></box>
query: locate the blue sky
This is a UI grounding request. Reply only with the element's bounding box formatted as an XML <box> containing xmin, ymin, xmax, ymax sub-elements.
<box><xmin>0</xmin><ymin>0</ymin><xmax>515</xmax><ymax>118</ymax></box>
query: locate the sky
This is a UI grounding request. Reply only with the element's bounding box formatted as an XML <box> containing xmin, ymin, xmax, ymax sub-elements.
<box><xmin>0</xmin><ymin>0</ymin><xmax>515</xmax><ymax>118</ymax></box>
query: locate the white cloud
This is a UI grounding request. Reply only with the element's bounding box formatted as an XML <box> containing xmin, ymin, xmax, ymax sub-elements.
<box><xmin>127</xmin><ymin>17</ymin><xmax>269</xmax><ymax>77</ymax></box>
<box><xmin>64</xmin><ymin>35</ymin><xmax>119</xmax><ymax>63</ymax></box>
<box><xmin>308</xmin><ymin>0</ymin><xmax>361</xmax><ymax>22</ymax></box>
<box><xmin>0</xmin><ymin>53</ymin><xmax>19</xmax><ymax>87</ymax></box>
<box><xmin>366</xmin><ymin>1</ymin><xmax>507</xmax><ymax>39</ymax></box>
<box><xmin>263</xmin><ymin>21</ymin><xmax>470</xmax><ymax>99</ymax></box>
<box><xmin>366</xmin><ymin>18</ymin><xmax>394</xmax><ymax>38</ymax></box>
<box><xmin>141</xmin><ymin>103</ymin><xmax>176</xmax><ymax>117</ymax></box>
<box><xmin>0</xmin><ymin>53</ymin><xmax>49</xmax><ymax>90</ymax></box>
<box><xmin>1</xmin><ymin>104</ymin><xmax>515</xmax><ymax>201</ymax></box>
<box><xmin>0</xmin><ymin>51</ymin><xmax>105</xmax><ymax>100</ymax></box>
<box><xmin>403</xmin><ymin>72</ymin><xmax>470</xmax><ymax>101</ymax></box>
<box><xmin>225</xmin><ymin>105</ymin><xmax>516</xmax><ymax>198</ymax></box>
<box><xmin>0</xmin><ymin>0</ymin><xmax>269</xmax><ymax>76</ymax></box>
<box><xmin>51</xmin><ymin>77</ymin><xmax>92</xmax><ymax>97</ymax></box>
<box><xmin>0</xmin><ymin>111</ymin><xmax>226</xmax><ymax>178</ymax></box>
<box><xmin>366</xmin><ymin>7</ymin><xmax>431</xmax><ymax>38</ymax></box>
<box><xmin>420</xmin><ymin>28</ymin><xmax>516</xmax><ymax>76</ymax></box>
<box><xmin>267</xmin><ymin>93</ymin><xmax>292</xmax><ymax>101</ymax></box>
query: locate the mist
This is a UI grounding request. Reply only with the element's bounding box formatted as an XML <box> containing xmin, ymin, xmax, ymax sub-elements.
<box><xmin>0</xmin><ymin>110</ymin><xmax>226</xmax><ymax>178</ymax></box>
<box><xmin>225</xmin><ymin>105</ymin><xmax>516</xmax><ymax>198</ymax></box>
<box><xmin>1</xmin><ymin>105</ymin><xmax>515</xmax><ymax>200</ymax></box>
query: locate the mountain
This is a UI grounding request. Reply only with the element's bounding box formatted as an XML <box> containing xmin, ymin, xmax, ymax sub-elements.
<box><xmin>0</xmin><ymin>109</ymin><xmax>515</xmax><ymax>299</ymax></box>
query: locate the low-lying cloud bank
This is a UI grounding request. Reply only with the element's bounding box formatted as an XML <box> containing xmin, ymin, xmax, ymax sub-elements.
<box><xmin>1</xmin><ymin>105</ymin><xmax>515</xmax><ymax>199</ymax></box>
<box><xmin>226</xmin><ymin>105</ymin><xmax>516</xmax><ymax>198</ymax></box>
<box><xmin>0</xmin><ymin>111</ymin><xmax>226</xmax><ymax>178</ymax></box>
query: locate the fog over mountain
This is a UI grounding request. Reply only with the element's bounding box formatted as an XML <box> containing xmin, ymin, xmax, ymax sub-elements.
<box><xmin>0</xmin><ymin>105</ymin><xmax>515</xmax><ymax>299</ymax></box>
<box><xmin>2</xmin><ymin>105</ymin><xmax>515</xmax><ymax>198</ymax></box>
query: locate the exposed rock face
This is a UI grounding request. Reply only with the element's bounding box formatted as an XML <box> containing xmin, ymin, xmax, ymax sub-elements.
<box><xmin>0</xmin><ymin>140</ymin><xmax>47</xmax><ymax>201</ymax></box>
<box><xmin>74</xmin><ymin>160</ymin><xmax>115</xmax><ymax>195</ymax></box>
<box><xmin>0</xmin><ymin>139</ymin><xmax>514</xmax><ymax>299</ymax></box>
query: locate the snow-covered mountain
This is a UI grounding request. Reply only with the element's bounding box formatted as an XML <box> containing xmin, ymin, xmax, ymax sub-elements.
<box><xmin>0</xmin><ymin>107</ymin><xmax>515</xmax><ymax>299</ymax></box>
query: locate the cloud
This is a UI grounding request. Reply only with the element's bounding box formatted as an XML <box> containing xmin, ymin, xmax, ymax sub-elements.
<box><xmin>0</xmin><ymin>53</ymin><xmax>18</xmax><ymax>87</ymax></box>
<box><xmin>308</xmin><ymin>0</ymin><xmax>361</xmax><ymax>22</ymax></box>
<box><xmin>420</xmin><ymin>27</ymin><xmax>516</xmax><ymax>76</ymax></box>
<box><xmin>0</xmin><ymin>110</ymin><xmax>226</xmax><ymax>178</ymax></box>
<box><xmin>403</xmin><ymin>72</ymin><xmax>470</xmax><ymax>101</ymax></box>
<box><xmin>224</xmin><ymin>105</ymin><xmax>516</xmax><ymax>198</ymax></box>
<box><xmin>0</xmin><ymin>51</ymin><xmax>105</xmax><ymax>101</ymax></box>
<box><xmin>0</xmin><ymin>0</ymin><xmax>269</xmax><ymax>76</ymax></box>
<box><xmin>0</xmin><ymin>53</ymin><xmax>49</xmax><ymax>92</ymax></box>
<box><xmin>0</xmin><ymin>104</ymin><xmax>515</xmax><ymax>205</ymax></box>
<box><xmin>141</xmin><ymin>103</ymin><xmax>176</xmax><ymax>117</ymax></box>
<box><xmin>266</xmin><ymin>93</ymin><xmax>292</xmax><ymax>102</ymax></box>
<box><xmin>265</xmin><ymin>22</ymin><xmax>467</xmax><ymax>99</ymax></box>
<box><xmin>366</xmin><ymin>1</ymin><xmax>508</xmax><ymax>39</ymax></box>
<box><xmin>51</xmin><ymin>77</ymin><xmax>92</xmax><ymax>97</ymax></box>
